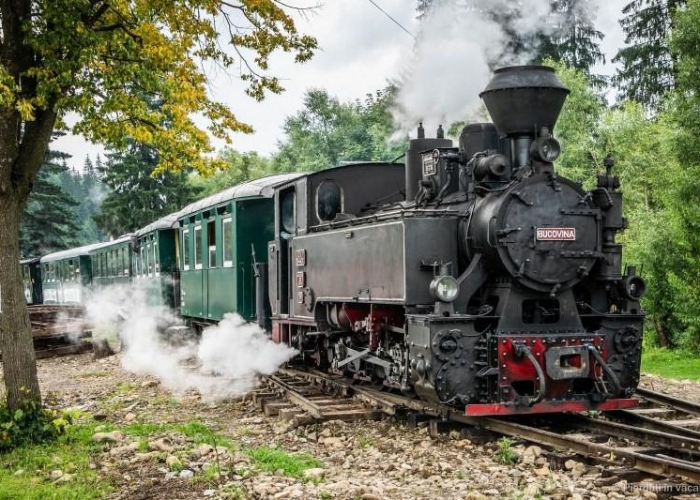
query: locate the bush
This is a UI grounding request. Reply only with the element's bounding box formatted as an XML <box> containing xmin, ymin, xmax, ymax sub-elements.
<box><xmin>0</xmin><ymin>392</ymin><xmax>68</xmax><ymax>451</ymax></box>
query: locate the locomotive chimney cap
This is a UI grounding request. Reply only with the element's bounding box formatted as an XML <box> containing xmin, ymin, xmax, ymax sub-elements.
<box><xmin>480</xmin><ymin>65</ymin><xmax>570</xmax><ymax>137</ymax></box>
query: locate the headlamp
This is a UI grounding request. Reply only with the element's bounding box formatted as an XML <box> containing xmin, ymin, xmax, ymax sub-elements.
<box><xmin>531</xmin><ymin>137</ymin><xmax>561</xmax><ymax>163</ymax></box>
<box><xmin>430</xmin><ymin>275</ymin><xmax>460</xmax><ymax>302</ymax></box>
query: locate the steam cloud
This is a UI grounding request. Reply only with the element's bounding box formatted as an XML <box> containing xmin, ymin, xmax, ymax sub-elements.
<box><xmin>394</xmin><ymin>0</ymin><xmax>602</xmax><ymax>133</ymax></box>
<box><xmin>83</xmin><ymin>282</ymin><xmax>297</xmax><ymax>401</ymax></box>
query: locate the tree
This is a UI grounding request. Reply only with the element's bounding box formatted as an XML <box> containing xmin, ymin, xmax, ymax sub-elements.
<box><xmin>20</xmin><ymin>149</ymin><xmax>80</xmax><ymax>257</ymax></box>
<box><xmin>537</xmin><ymin>0</ymin><xmax>605</xmax><ymax>74</ymax></box>
<box><xmin>613</xmin><ymin>0</ymin><xmax>686</xmax><ymax>108</ymax></box>
<box><xmin>0</xmin><ymin>1</ymin><xmax>316</xmax><ymax>410</ymax></box>
<box><xmin>189</xmin><ymin>149</ymin><xmax>272</xmax><ymax>197</ymax></box>
<box><xmin>274</xmin><ymin>88</ymin><xmax>407</xmax><ymax>172</ymax></box>
<box><xmin>94</xmin><ymin>141</ymin><xmax>201</xmax><ymax>236</ymax></box>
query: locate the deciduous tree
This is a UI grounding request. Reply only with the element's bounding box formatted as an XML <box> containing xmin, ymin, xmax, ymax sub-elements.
<box><xmin>0</xmin><ymin>0</ymin><xmax>316</xmax><ymax>409</ymax></box>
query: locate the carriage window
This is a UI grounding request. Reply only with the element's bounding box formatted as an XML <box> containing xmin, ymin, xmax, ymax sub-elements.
<box><xmin>118</xmin><ymin>248</ymin><xmax>123</xmax><ymax>277</ymax></box>
<box><xmin>146</xmin><ymin>242</ymin><xmax>152</xmax><ymax>276</ymax></box>
<box><xmin>75</xmin><ymin>261</ymin><xmax>81</xmax><ymax>279</ymax></box>
<box><xmin>281</xmin><ymin>191</ymin><xmax>295</xmax><ymax>234</ymax></box>
<box><xmin>194</xmin><ymin>224</ymin><xmax>202</xmax><ymax>269</ymax></box>
<box><xmin>182</xmin><ymin>228</ymin><xmax>190</xmax><ymax>271</ymax></box>
<box><xmin>208</xmin><ymin>219</ymin><xmax>216</xmax><ymax>268</ymax></box>
<box><xmin>222</xmin><ymin>217</ymin><xmax>233</xmax><ymax>267</ymax></box>
<box><xmin>68</xmin><ymin>260</ymin><xmax>74</xmax><ymax>281</ymax></box>
<box><xmin>316</xmin><ymin>181</ymin><xmax>342</xmax><ymax>222</ymax></box>
<box><xmin>123</xmin><ymin>247</ymin><xmax>129</xmax><ymax>276</ymax></box>
<box><xmin>154</xmin><ymin>239</ymin><xmax>160</xmax><ymax>275</ymax></box>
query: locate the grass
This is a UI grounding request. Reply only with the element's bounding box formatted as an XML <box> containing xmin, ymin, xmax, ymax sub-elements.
<box><xmin>75</xmin><ymin>371</ymin><xmax>110</xmax><ymax>380</ymax></box>
<box><xmin>493</xmin><ymin>437</ymin><xmax>520</xmax><ymax>465</ymax></box>
<box><xmin>0</xmin><ymin>418</ymin><xmax>238</xmax><ymax>499</ymax></box>
<box><xmin>641</xmin><ymin>347</ymin><xmax>700</xmax><ymax>380</ymax></box>
<box><xmin>245</xmin><ymin>446</ymin><xmax>322</xmax><ymax>478</ymax></box>
<box><xmin>0</xmin><ymin>422</ymin><xmax>112</xmax><ymax>500</ymax></box>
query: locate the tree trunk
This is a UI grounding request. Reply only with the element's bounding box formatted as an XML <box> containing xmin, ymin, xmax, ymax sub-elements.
<box><xmin>653</xmin><ymin>317</ymin><xmax>671</xmax><ymax>348</ymax></box>
<box><xmin>0</xmin><ymin>187</ymin><xmax>40</xmax><ymax>409</ymax></box>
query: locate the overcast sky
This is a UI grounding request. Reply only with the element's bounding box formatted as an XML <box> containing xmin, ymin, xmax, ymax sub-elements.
<box><xmin>53</xmin><ymin>0</ymin><xmax>630</xmax><ymax>171</ymax></box>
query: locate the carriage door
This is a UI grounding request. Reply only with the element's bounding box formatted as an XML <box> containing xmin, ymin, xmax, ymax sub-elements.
<box><xmin>271</xmin><ymin>187</ymin><xmax>295</xmax><ymax>316</ymax></box>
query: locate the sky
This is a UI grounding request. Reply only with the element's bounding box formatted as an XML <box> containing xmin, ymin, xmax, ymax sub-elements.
<box><xmin>53</xmin><ymin>0</ymin><xmax>630</xmax><ymax>171</ymax></box>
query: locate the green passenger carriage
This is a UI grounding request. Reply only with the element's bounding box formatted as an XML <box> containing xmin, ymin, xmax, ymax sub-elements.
<box><xmin>134</xmin><ymin>213</ymin><xmax>181</xmax><ymax>308</ymax></box>
<box><xmin>89</xmin><ymin>235</ymin><xmax>135</xmax><ymax>289</ymax></box>
<box><xmin>40</xmin><ymin>242</ymin><xmax>106</xmax><ymax>304</ymax></box>
<box><xmin>177</xmin><ymin>173</ymin><xmax>302</xmax><ymax>326</ymax></box>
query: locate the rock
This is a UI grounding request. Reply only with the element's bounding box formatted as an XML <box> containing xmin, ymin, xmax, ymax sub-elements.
<box><xmin>56</xmin><ymin>473</ymin><xmax>73</xmax><ymax>483</ymax></box>
<box><xmin>50</xmin><ymin>469</ymin><xmax>63</xmax><ymax>479</ymax></box>
<box><xmin>564</xmin><ymin>459</ymin><xmax>579</xmax><ymax>470</ymax></box>
<box><xmin>203</xmin><ymin>490</ymin><xmax>215</xmax><ymax>497</ymax></box>
<box><xmin>94</xmin><ymin>425</ymin><xmax>107</xmax><ymax>433</ymax></box>
<box><xmin>124</xmin><ymin>412</ymin><xmax>136</xmax><ymax>422</ymax></box>
<box><xmin>93</xmin><ymin>413</ymin><xmax>108</xmax><ymax>421</ymax></box>
<box><xmin>93</xmin><ymin>431</ymin><xmax>123</xmax><ymax>443</ymax></box>
<box><xmin>523</xmin><ymin>445</ymin><xmax>543</xmax><ymax>458</ymax></box>
<box><xmin>322</xmin><ymin>437</ymin><xmax>343</xmax><ymax>448</ymax></box>
<box><xmin>534</xmin><ymin>466</ymin><xmax>550</xmax><ymax>477</ymax></box>
<box><xmin>304</xmin><ymin>468</ymin><xmax>325</xmax><ymax>480</ymax></box>
<box><xmin>141</xmin><ymin>380</ymin><xmax>158</xmax><ymax>388</ymax></box>
<box><xmin>166</xmin><ymin>455</ymin><xmax>182</xmax><ymax>468</ymax></box>
<box><xmin>198</xmin><ymin>444</ymin><xmax>214</xmax><ymax>456</ymax></box>
<box><xmin>464</xmin><ymin>492</ymin><xmax>488</xmax><ymax>500</ymax></box>
<box><xmin>307</xmin><ymin>432</ymin><xmax>318</xmax><ymax>442</ymax></box>
<box><xmin>572</xmin><ymin>462</ymin><xmax>587</xmax><ymax>476</ymax></box>
<box><xmin>179</xmin><ymin>469</ymin><xmax>194</xmax><ymax>479</ymax></box>
<box><xmin>361</xmin><ymin>495</ymin><xmax>382</xmax><ymax>500</ymax></box>
<box><xmin>149</xmin><ymin>438</ymin><xmax>174</xmax><ymax>452</ymax></box>
<box><xmin>320</xmin><ymin>428</ymin><xmax>332</xmax><ymax>438</ymax></box>
<box><xmin>523</xmin><ymin>484</ymin><xmax>540</xmax><ymax>497</ymax></box>
<box><xmin>640</xmin><ymin>491</ymin><xmax>657</xmax><ymax>500</ymax></box>
<box><xmin>482</xmin><ymin>490</ymin><xmax>500</xmax><ymax>497</ymax></box>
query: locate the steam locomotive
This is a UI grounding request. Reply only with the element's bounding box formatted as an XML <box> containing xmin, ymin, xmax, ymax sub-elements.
<box><xmin>23</xmin><ymin>65</ymin><xmax>645</xmax><ymax>416</ymax></box>
<box><xmin>264</xmin><ymin>66</ymin><xmax>646</xmax><ymax>415</ymax></box>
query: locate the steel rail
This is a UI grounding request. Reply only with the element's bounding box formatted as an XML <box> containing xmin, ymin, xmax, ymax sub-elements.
<box><xmin>275</xmin><ymin>369</ymin><xmax>700</xmax><ymax>484</ymax></box>
<box><xmin>610</xmin><ymin>409</ymin><xmax>700</xmax><ymax>441</ymax></box>
<box><xmin>636</xmin><ymin>387</ymin><xmax>700</xmax><ymax>416</ymax></box>
<box><xmin>570</xmin><ymin>414</ymin><xmax>700</xmax><ymax>456</ymax></box>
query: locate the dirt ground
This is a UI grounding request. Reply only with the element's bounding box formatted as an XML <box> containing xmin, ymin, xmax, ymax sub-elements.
<box><xmin>1</xmin><ymin>352</ymin><xmax>698</xmax><ymax>499</ymax></box>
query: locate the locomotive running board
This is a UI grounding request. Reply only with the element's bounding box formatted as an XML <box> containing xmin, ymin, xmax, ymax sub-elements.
<box><xmin>465</xmin><ymin>398</ymin><xmax>639</xmax><ymax>416</ymax></box>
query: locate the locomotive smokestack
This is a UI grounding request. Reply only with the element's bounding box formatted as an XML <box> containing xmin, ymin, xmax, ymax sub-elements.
<box><xmin>479</xmin><ymin>66</ymin><xmax>569</xmax><ymax>170</ymax></box>
<box><xmin>479</xmin><ymin>66</ymin><xmax>569</xmax><ymax>138</ymax></box>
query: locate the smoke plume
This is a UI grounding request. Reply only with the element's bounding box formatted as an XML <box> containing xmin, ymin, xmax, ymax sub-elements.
<box><xmin>394</xmin><ymin>0</ymin><xmax>601</xmax><ymax>133</ymax></box>
<box><xmin>83</xmin><ymin>282</ymin><xmax>297</xmax><ymax>401</ymax></box>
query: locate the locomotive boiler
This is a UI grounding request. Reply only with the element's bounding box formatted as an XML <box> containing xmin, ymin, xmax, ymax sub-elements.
<box><xmin>266</xmin><ymin>66</ymin><xmax>645</xmax><ymax>416</ymax></box>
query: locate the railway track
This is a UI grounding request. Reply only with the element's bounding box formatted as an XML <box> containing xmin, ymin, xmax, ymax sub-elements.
<box><xmin>260</xmin><ymin>368</ymin><xmax>700</xmax><ymax>489</ymax></box>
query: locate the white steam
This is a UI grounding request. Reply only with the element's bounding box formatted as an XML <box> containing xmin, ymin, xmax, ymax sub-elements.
<box><xmin>84</xmin><ymin>282</ymin><xmax>296</xmax><ymax>401</ymax></box>
<box><xmin>394</xmin><ymin>0</ymin><xmax>601</xmax><ymax>132</ymax></box>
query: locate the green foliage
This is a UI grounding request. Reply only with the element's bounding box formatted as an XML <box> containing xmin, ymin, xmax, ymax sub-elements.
<box><xmin>0</xmin><ymin>421</ymin><xmax>112</xmax><ymax>500</ymax></box>
<box><xmin>189</xmin><ymin>149</ymin><xmax>272</xmax><ymax>197</ymax></box>
<box><xmin>245</xmin><ymin>446</ymin><xmax>322</xmax><ymax>478</ymax></box>
<box><xmin>94</xmin><ymin>139</ymin><xmax>200</xmax><ymax>237</ymax></box>
<box><xmin>20</xmin><ymin>144</ymin><xmax>81</xmax><ymax>257</ymax></box>
<box><xmin>613</xmin><ymin>0</ymin><xmax>685</xmax><ymax>108</ymax></box>
<box><xmin>493</xmin><ymin>437</ymin><xmax>520</xmax><ymax>465</ymax></box>
<box><xmin>274</xmin><ymin>87</ymin><xmax>408</xmax><ymax>172</ymax></box>
<box><xmin>0</xmin><ymin>394</ymin><xmax>67</xmax><ymax>452</ymax></box>
<box><xmin>642</xmin><ymin>348</ymin><xmax>700</xmax><ymax>380</ymax></box>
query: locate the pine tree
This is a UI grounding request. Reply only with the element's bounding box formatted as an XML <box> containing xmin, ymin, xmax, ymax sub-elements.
<box><xmin>94</xmin><ymin>141</ymin><xmax>200</xmax><ymax>237</ymax></box>
<box><xmin>20</xmin><ymin>150</ymin><xmax>81</xmax><ymax>257</ymax></box>
<box><xmin>537</xmin><ymin>0</ymin><xmax>605</xmax><ymax>73</ymax></box>
<box><xmin>613</xmin><ymin>0</ymin><xmax>686</xmax><ymax>108</ymax></box>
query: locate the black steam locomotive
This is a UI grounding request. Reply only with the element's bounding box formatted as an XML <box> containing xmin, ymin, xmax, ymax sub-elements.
<box><xmin>265</xmin><ymin>66</ymin><xmax>646</xmax><ymax>415</ymax></box>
